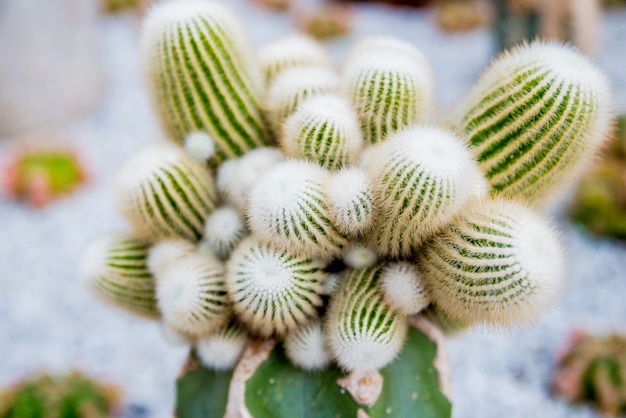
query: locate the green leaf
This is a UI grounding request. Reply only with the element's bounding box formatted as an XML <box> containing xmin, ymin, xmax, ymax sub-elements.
<box><xmin>176</xmin><ymin>357</ymin><xmax>234</xmax><ymax>418</ymax></box>
<box><xmin>245</xmin><ymin>327</ymin><xmax>451</xmax><ymax>418</ymax></box>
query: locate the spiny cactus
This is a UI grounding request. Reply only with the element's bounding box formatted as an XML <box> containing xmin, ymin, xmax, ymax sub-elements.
<box><xmin>82</xmin><ymin>1</ymin><xmax>615</xmax><ymax>416</ymax></box>
<box><xmin>343</xmin><ymin>37</ymin><xmax>434</xmax><ymax>144</ymax></box>
<box><xmin>116</xmin><ymin>142</ymin><xmax>218</xmax><ymax>242</ymax></box>
<box><xmin>141</xmin><ymin>0</ymin><xmax>268</xmax><ymax>162</ymax></box>
<box><xmin>418</xmin><ymin>198</ymin><xmax>564</xmax><ymax>326</ymax></box>
<box><xmin>81</xmin><ymin>233</ymin><xmax>158</xmax><ymax>318</ymax></box>
<box><xmin>226</xmin><ymin>238</ymin><xmax>327</xmax><ymax>337</ymax></box>
<box><xmin>364</xmin><ymin>125</ymin><xmax>485</xmax><ymax>257</ymax></box>
<box><xmin>156</xmin><ymin>251</ymin><xmax>230</xmax><ymax>339</ymax></box>
<box><xmin>258</xmin><ymin>34</ymin><xmax>330</xmax><ymax>84</ymax></box>
<box><xmin>457</xmin><ymin>41</ymin><xmax>613</xmax><ymax>206</ymax></box>
<box><xmin>326</xmin><ymin>264</ymin><xmax>408</xmax><ymax>372</ymax></box>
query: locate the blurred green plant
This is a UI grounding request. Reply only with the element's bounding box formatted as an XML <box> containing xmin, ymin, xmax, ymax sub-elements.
<box><xmin>0</xmin><ymin>372</ymin><xmax>121</xmax><ymax>418</ymax></box>
<box><xmin>553</xmin><ymin>330</ymin><xmax>626</xmax><ymax>416</ymax></box>
<box><xmin>570</xmin><ymin>115</ymin><xmax>626</xmax><ymax>239</ymax></box>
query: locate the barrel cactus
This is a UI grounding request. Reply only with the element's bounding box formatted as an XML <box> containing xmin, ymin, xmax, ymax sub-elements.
<box><xmin>80</xmin><ymin>1</ymin><xmax>614</xmax><ymax>416</ymax></box>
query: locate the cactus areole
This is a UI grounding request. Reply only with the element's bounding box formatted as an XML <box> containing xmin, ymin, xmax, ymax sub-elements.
<box><xmin>81</xmin><ymin>1</ymin><xmax>613</xmax><ymax>416</ymax></box>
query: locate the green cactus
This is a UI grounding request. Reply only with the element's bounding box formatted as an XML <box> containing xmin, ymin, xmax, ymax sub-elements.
<box><xmin>552</xmin><ymin>331</ymin><xmax>626</xmax><ymax>416</ymax></box>
<box><xmin>81</xmin><ymin>233</ymin><xmax>159</xmax><ymax>319</ymax></box>
<box><xmin>343</xmin><ymin>37</ymin><xmax>434</xmax><ymax>144</ymax></box>
<box><xmin>116</xmin><ymin>142</ymin><xmax>218</xmax><ymax>242</ymax></box>
<box><xmin>141</xmin><ymin>0</ymin><xmax>269</xmax><ymax>162</ymax></box>
<box><xmin>418</xmin><ymin>198</ymin><xmax>564</xmax><ymax>327</ymax></box>
<box><xmin>81</xmin><ymin>1</ymin><xmax>616</xmax><ymax>416</ymax></box>
<box><xmin>226</xmin><ymin>238</ymin><xmax>327</xmax><ymax>337</ymax></box>
<box><xmin>326</xmin><ymin>263</ymin><xmax>408</xmax><ymax>372</ymax></box>
<box><xmin>457</xmin><ymin>41</ymin><xmax>613</xmax><ymax>206</ymax></box>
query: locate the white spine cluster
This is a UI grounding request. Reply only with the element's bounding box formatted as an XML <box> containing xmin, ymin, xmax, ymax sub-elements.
<box><xmin>284</xmin><ymin>319</ymin><xmax>332</xmax><ymax>371</ymax></box>
<box><xmin>196</xmin><ymin>322</ymin><xmax>249</xmax><ymax>370</ymax></box>
<box><xmin>203</xmin><ymin>206</ymin><xmax>247</xmax><ymax>259</ymax></box>
<box><xmin>380</xmin><ymin>262</ymin><xmax>430</xmax><ymax>316</ymax></box>
<box><xmin>325</xmin><ymin>167</ymin><xmax>376</xmax><ymax>237</ymax></box>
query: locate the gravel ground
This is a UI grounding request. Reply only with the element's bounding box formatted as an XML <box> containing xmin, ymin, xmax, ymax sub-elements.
<box><xmin>1</xmin><ymin>2</ymin><xmax>625</xmax><ymax>417</ymax></box>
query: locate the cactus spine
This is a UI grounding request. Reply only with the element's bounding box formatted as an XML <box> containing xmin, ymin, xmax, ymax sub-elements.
<box><xmin>226</xmin><ymin>238</ymin><xmax>327</xmax><ymax>337</ymax></box>
<box><xmin>458</xmin><ymin>42</ymin><xmax>613</xmax><ymax>206</ymax></box>
<box><xmin>141</xmin><ymin>1</ymin><xmax>268</xmax><ymax>162</ymax></box>
<box><xmin>81</xmin><ymin>234</ymin><xmax>159</xmax><ymax>318</ymax></box>
<box><xmin>343</xmin><ymin>37</ymin><xmax>434</xmax><ymax>144</ymax></box>
<box><xmin>418</xmin><ymin>198</ymin><xmax>564</xmax><ymax>326</ymax></box>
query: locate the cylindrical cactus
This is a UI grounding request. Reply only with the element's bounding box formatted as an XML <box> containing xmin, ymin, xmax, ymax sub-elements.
<box><xmin>141</xmin><ymin>0</ymin><xmax>269</xmax><ymax>162</ymax></box>
<box><xmin>247</xmin><ymin>160</ymin><xmax>349</xmax><ymax>259</ymax></box>
<box><xmin>115</xmin><ymin>142</ymin><xmax>218</xmax><ymax>242</ymax></box>
<box><xmin>364</xmin><ymin>125</ymin><xmax>485</xmax><ymax>257</ymax></box>
<box><xmin>81</xmin><ymin>234</ymin><xmax>159</xmax><ymax>318</ymax></box>
<box><xmin>195</xmin><ymin>321</ymin><xmax>249</xmax><ymax>370</ymax></box>
<box><xmin>282</xmin><ymin>94</ymin><xmax>363</xmax><ymax>170</ymax></box>
<box><xmin>265</xmin><ymin>66</ymin><xmax>339</xmax><ymax>135</ymax></box>
<box><xmin>156</xmin><ymin>251</ymin><xmax>230</xmax><ymax>339</ymax></box>
<box><xmin>418</xmin><ymin>198</ymin><xmax>565</xmax><ymax>327</ymax></box>
<box><xmin>457</xmin><ymin>41</ymin><xmax>613</xmax><ymax>206</ymax></box>
<box><xmin>326</xmin><ymin>264</ymin><xmax>408</xmax><ymax>372</ymax></box>
<box><xmin>258</xmin><ymin>34</ymin><xmax>330</xmax><ymax>84</ymax></box>
<box><xmin>284</xmin><ymin>319</ymin><xmax>332</xmax><ymax>371</ymax></box>
<box><xmin>226</xmin><ymin>238</ymin><xmax>327</xmax><ymax>337</ymax></box>
<box><xmin>343</xmin><ymin>37</ymin><xmax>434</xmax><ymax>144</ymax></box>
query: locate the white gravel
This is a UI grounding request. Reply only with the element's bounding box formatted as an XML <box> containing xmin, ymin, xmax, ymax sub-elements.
<box><xmin>0</xmin><ymin>2</ymin><xmax>625</xmax><ymax>417</ymax></box>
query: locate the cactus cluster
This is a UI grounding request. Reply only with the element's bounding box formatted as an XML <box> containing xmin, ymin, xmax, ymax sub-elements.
<box><xmin>81</xmin><ymin>0</ymin><xmax>613</xmax><ymax>414</ymax></box>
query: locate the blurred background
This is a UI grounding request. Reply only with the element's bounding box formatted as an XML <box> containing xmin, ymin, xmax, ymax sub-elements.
<box><xmin>0</xmin><ymin>0</ymin><xmax>625</xmax><ymax>416</ymax></box>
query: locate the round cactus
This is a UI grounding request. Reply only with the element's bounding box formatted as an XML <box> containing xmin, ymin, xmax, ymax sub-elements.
<box><xmin>343</xmin><ymin>37</ymin><xmax>434</xmax><ymax>144</ymax></box>
<box><xmin>156</xmin><ymin>251</ymin><xmax>230</xmax><ymax>339</ymax></box>
<box><xmin>364</xmin><ymin>125</ymin><xmax>485</xmax><ymax>257</ymax></box>
<box><xmin>115</xmin><ymin>142</ymin><xmax>218</xmax><ymax>242</ymax></box>
<box><xmin>195</xmin><ymin>321</ymin><xmax>249</xmax><ymax>370</ymax></box>
<box><xmin>146</xmin><ymin>239</ymin><xmax>196</xmax><ymax>276</ymax></box>
<box><xmin>380</xmin><ymin>261</ymin><xmax>430</xmax><ymax>316</ymax></box>
<box><xmin>457</xmin><ymin>41</ymin><xmax>613</xmax><ymax>206</ymax></box>
<box><xmin>418</xmin><ymin>198</ymin><xmax>565</xmax><ymax>327</ymax></box>
<box><xmin>226</xmin><ymin>238</ymin><xmax>327</xmax><ymax>337</ymax></box>
<box><xmin>258</xmin><ymin>34</ymin><xmax>330</xmax><ymax>84</ymax></box>
<box><xmin>247</xmin><ymin>160</ymin><xmax>349</xmax><ymax>259</ymax></box>
<box><xmin>325</xmin><ymin>167</ymin><xmax>376</xmax><ymax>237</ymax></box>
<box><xmin>282</xmin><ymin>94</ymin><xmax>363</xmax><ymax>170</ymax></box>
<box><xmin>326</xmin><ymin>264</ymin><xmax>408</xmax><ymax>372</ymax></box>
<box><xmin>284</xmin><ymin>319</ymin><xmax>332</xmax><ymax>371</ymax></box>
<box><xmin>81</xmin><ymin>234</ymin><xmax>159</xmax><ymax>318</ymax></box>
<box><xmin>202</xmin><ymin>206</ymin><xmax>247</xmax><ymax>259</ymax></box>
<box><xmin>141</xmin><ymin>0</ymin><xmax>268</xmax><ymax>162</ymax></box>
<box><xmin>265</xmin><ymin>66</ymin><xmax>339</xmax><ymax>135</ymax></box>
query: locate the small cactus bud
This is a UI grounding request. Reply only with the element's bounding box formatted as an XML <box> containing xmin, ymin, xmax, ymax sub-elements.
<box><xmin>458</xmin><ymin>41</ymin><xmax>613</xmax><ymax>206</ymax></box>
<box><xmin>258</xmin><ymin>34</ymin><xmax>330</xmax><ymax>84</ymax></box>
<box><xmin>325</xmin><ymin>167</ymin><xmax>375</xmax><ymax>237</ymax></box>
<box><xmin>343</xmin><ymin>37</ymin><xmax>434</xmax><ymax>144</ymax></box>
<box><xmin>247</xmin><ymin>160</ymin><xmax>348</xmax><ymax>259</ymax></box>
<box><xmin>322</xmin><ymin>273</ymin><xmax>343</xmax><ymax>296</ymax></box>
<box><xmin>326</xmin><ymin>264</ymin><xmax>408</xmax><ymax>372</ymax></box>
<box><xmin>418</xmin><ymin>198</ymin><xmax>565</xmax><ymax>327</ymax></box>
<box><xmin>141</xmin><ymin>0</ymin><xmax>269</xmax><ymax>162</ymax></box>
<box><xmin>364</xmin><ymin>126</ymin><xmax>484</xmax><ymax>257</ymax></box>
<box><xmin>226</xmin><ymin>238</ymin><xmax>327</xmax><ymax>337</ymax></box>
<box><xmin>216</xmin><ymin>147</ymin><xmax>284</xmax><ymax>211</ymax></box>
<box><xmin>156</xmin><ymin>252</ymin><xmax>230</xmax><ymax>339</ymax></box>
<box><xmin>195</xmin><ymin>321</ymin><xmax>249</xmax><ymax>370</ymax></box>
<box><xmin>282</xmin><ymin>94</ymin><xmax>363</xmax><ymax>170</ymax></box>
<box><xmin>147</xmin><ymin>239</ymin><xmax>196</xmax><ymax>276</ymax></box>
<box><xmin>265</xmin><ymin>66</ymin><xmax>339</xmax><ymax>135</ymax></box>
<box><xmin>380</xmin><ymin>262</ymin><xmax>429</xmax><ymax>316</ymax></box>
<box><xmin>184</xmin><ymin>132</ymin><xmax>216</xmax><ymax>162</ymax></box>
<box><xmin>284</xmin><ymin>319</ymin><xmax>332</xmax><ymax>371</ymax></box>
<box><xmin>115</xmin><ymin>142</ymin><xmax>218</xmax><ymax>242</ymax></box>
<box><xmin>203</xmin><ymin>206</ymin><xmax>247</xmax><ymax>259</ymax></box>
<box><xmin>343</xmin><ymin>242</ymin><xmax>377</xmax><ymax>269</ymax></box>
<box><xmin>81</xmin><ymin>234</ymin><xmax>159</xmax><ymax>318</ymax></box>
